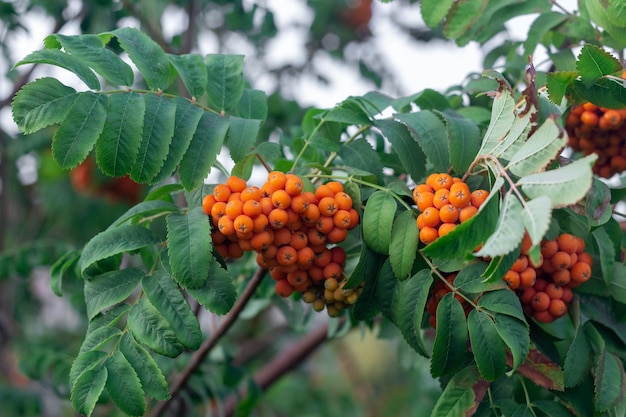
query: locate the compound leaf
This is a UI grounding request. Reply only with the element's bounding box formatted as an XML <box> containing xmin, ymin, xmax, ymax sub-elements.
<box><xmin>167</xmin><ymin>53</ymin><xmax>207</xmax><ymax>98</ymax></box>
<box><xmin>15</xmin><ymin>48</ymin><xmax>100</xmax><ymax>89</ymax></box>
<box><xmin>105</xmin><ymin>351</ymin><xmax>146</xmax><ymax>416</ymax></box>
<box><xmin>395</xmin><ymin>111</ymin><xmax>450</xmax><ymax>173</ymax></box>
<box><xmin>84</xmin><ymin>267</ymin><xmax>144</xmax><ymax>320</ymax></box>
<box><xmin>508</xmin><ymin>117</ymin><xmax>566</xmax><ymax>177</ymax></box>
<box><xmin>205</xmin><ymin>54</ymin><xmax>244</xmax><ymax>113</ymax></box>
<box><xmin>127</xmin><ymin>297</ymin><xmax>183</xmax><ymax>357</ymax></box>
<box><xmin>71</xmin><ymin>366</ymin><xmax>107</xmax><ymax>417</ymax></box>
<box><xmin>119</xmin><ymin>333</ymin><xmax>169</xmax><ymax>401</ymax></box>
<box><xmin>228</xmin><ymin>116</ymin><xmax>262</xmax><ymax>163</ymax></box>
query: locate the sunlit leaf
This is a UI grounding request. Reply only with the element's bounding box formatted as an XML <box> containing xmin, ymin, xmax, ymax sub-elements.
<box><xmin>521</xmin><ymin>196</ymin><xmax>552</xmax><ymax>248</ymax></box>
<box><xmin>205</xmin><ymin>54</ymin><xmax>244</xmax><ymax>113</ymax></box>
<box><xmin>507</xmin><ymin>118</ymin><xmax>566</xmax><ymax>177</ymax></box>
<box><xmin>15</xmin><ymin>49</ymin><xmax>100</xmax><ymax>89</ymax></box>
<box><xmin>576</xmin><ymin>44</ymin><xmax>623</xmax><ymax>87</ymax></box>
<box><xmin>475</xmin><ymin>192</ymin><xmax>525</xmax><ymax>259</ymax></box>
<box><xmin>421</xmin><ymin>0</ymin><xmax>456</xmax><ymax>28</ymax></box>
<box><xmin>167</xmin><ymin>53</ymin><xmax>207</xmax><ymax>98</ymax></box>
<box><xmin>228</xmin><ymin>116</ymin><xmax>262</xmax><ymax>163</ymax></box>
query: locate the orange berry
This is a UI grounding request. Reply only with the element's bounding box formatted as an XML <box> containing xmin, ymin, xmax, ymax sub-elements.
<box><xmin>259</xmin><ymin>197</ymin><xmax>274</xmax><ymax>216</ymax></box>
<box><xmin>433</xmin><ymin>189</ymin><xmax>450</xmax><ymax>209</ymax></box>
<box><xmin>301</xmin><ymin>204</ymin><xmax>321</xmax><ymax>225</ymax></box>
<box><xmin>268</xmin><ymin>208</ymin><xmax>289</xmax><ymax>229</ymax></box>
<box><xmin>326</xmin><ymin>181</ymin><xmax>344</xmax><ymax>193</ymax></box>
<box><xmin>252</xmin><ymin>213</ymin><xmax>269</xmax><ymax>233</ymax></box>
<box><xmin>438</xmin><ymin>222</ymin><xmax>456</xmax><ymax>237</ymax></box>
<box><xmin>534</xmin><ymin>310</ymin><xmax>555</xmax><ymax>323</ymax></box>
<box><xmin>271</xmin><ymin>189</ymin><xmax>291</xmax><ymax>209</ymax></box>
<box><xmin>521</xmin><ymin>232</ymin><xmax>532</xmax><ymax>255</ymax></box>
<box><xmin>419</xmin><ymin>227</ymin><xmax>439</xmax><ymax>244</ymax></box>
<box><xmin>308</xmin><ymin>265</ymin><xmax>324</xmax><ymax>281</ymax></box>
<box><xmin>470</xmin><ymin>189</ymin><xmax>489</xmax><ymax>208</ymax></box>
<box><xmin>561</xmin><ymin>287</ymin><xmax>574</xmax><ymax>303</ymax></box>
<box><xmin>580</xmin><ymin>110</ymin><xmax>599</xmax><ymax>126</ymax></box>
<box><xmin>307</xmin><ymin>228</ymin><xmax>327</xmax><ymax>246</ymax></box>
<box><xmin>287</xmin><ymin>269</ymin><xmax>309</xmax><ymax>287</ymax></box>
<box><xmin>540</xmin><ymin>240</ymin><xmax>559</xmax><ymax>259</ymax></box>
<box><xmin>297</xmin><ymin>247</ymin><xmax>315</xmax><ymax>268</ymax></box>
<box><xmin>241</xmin><ymin>186</ymin><xmax>262</xmax><ymax>202</ymax></box>
<box><xmin>327</xmin><ymin>227</ymin><xmax>348</xmax><ymax>243</ymax></box>
<box><xmin>570</xmin><ymin>261</ymin><xmax>591</xmax><ymax>284</ymax></box>
<box><xmin>237</xmin><ymin>238</ymin><xmax>253</xmax><ymax>252</ymax></box>
<box><xmin>226</xmin><ymin>176</ymin><xmax>247</xmax><ymax>193</ymax></box>
<box><xmin>334</xmin><ymin>192</ymin><xmax>353</xmax><ymax>211</ymax></box>
<box><xmin>261</xmin><ymin>182</ymin><xmax>277</xmax><ymax>198</ymax></box>
<box><xmin>545</xmin><ymin>283</ymin><xmax>563</xmax><ymax>300</ymax></box>
<box><xmin>211</xmin><ymin>230</ymin><xmax>227</xmax><ymax>245</ymax></box>
<box><xmin>290</xmin><ymin>194</ymin><xmax>310</xmax><ymax>213</ymax></box>
<box><xmin>227</xmin><ymin>242</ymin><xmax>244</xmax><ymax>259</ymax></box>
<box><xmin>273</xmin><ymin>228</ymin><xmax>293</xmax><ymax>247</ymax></box>
<box><xmin>202</xmin><ymin>194</ymin><xmax>217</xmax><ymax>216</ymax></box>
<box><xmin>417</xmin><ymin>192</ymin><xmax>435</xmax><ymax>212</ymax></box>
<box><xmin>315</xmin><ymin>184</ymin><xmax>335</xmax><ymax>200</ymax></box>
<box><xmin>548</xmin><ymin>299</ymin><xmax>567</xmax><ymax>318</ymax></box>
<box><xmin>416</xmin><ymin>213</ymin><xmax>426</xmax><ymax>230</ymax></box>
<box><xmin>250</xmin><ymin>231</ymin><xmax>273</xmax><ymax>251</ymax></box>
<box><xmin>289</xmin><ymin>230</ymin><xmax>308</xmax><ymax>250</ymax></box>
<box><xmin>511</xmin><ymin>256</ymin><xmax>529</xmax><ymax>273</ymax></box>
<box><xmin>602</xmin><ymin>109</ymin><xmax>622</xmax><ymax>128</ymax></box>
<box><xmin>449</xmin><ymin>182</ymin><xmax>471</xmax><ymax>208</ymax></box>
<box><xmin>323</xmin><ymin>262</ymin><xmax>343</xmax><ymax>280</ymax></box>
<box><xmin>412</xmin><ymin>184</ymin><xmax>433</xmax><ymax>203</ymax></box>
<box><xmin>315</xmin><ymin>216</ymin><xmax>335</xmax><ymax>234</ymax></box>
<box><xmin>267</xmin><ymin>171</ymin><xmax>286</xmax><ymax>190</ymax></box>
<box><xmin>314</xmin><ymin>249</ymin><xmax>332</xmax><ymax>267</ymax></box>
<box><xmin>503</xmin><ymin>270</ymin><xmax>520</xmax><ymax>290</ymax></box>
<box><xmin>318</xmin><ymin>197</ymin><xmax>338</xmax><ymax>217</ymax></box>
<box><xmin>284</xmin><ymin>174</ymin><xmax>303</xmax><ymax>196</ymax></box>
<box><xmin>285</xmin><ymin>209</ymin><xmax>301</xmax><ymax>231</ymax></box>
<box><xmin>243</xmin><ymin>199</ymin><xmax>262</xmax><ymax>218</ymax></box>
<box><xmin>459</xmin><ymin>205</ymin><xmax>478</xmax><ymax>222</ymax></box>
<box><xmin>227</xmin><ymin>192</ymin><xmax>241</xmax><ymax>202</ymax></box>
<box><xmin>582</xmin><ymin>102</ymin><xmax>598</xmax><ymax>112</ymax></box>
<box><xmin>531</xmin><ymin>291</ymin><xmax>551</xmax><ymax>311</ymax></box>
<box><xmin>275</xmin><ymin>279</ymin><xmax>294</xmax><ymax>297</ymax></box>
<box><xmin>438</xmin><ymin>204</ymin><xmax>459</xmax><ymax>223</ymax></box>
<box><xmin>519</xmin><ymin>267</ymin><xmax>536</xmax><ymax>288</ymax></box>
<box><xmin>225</xmin><ymin>199</ymin><xmax>244</xmax><ymax>219</ymax></box>
<box><xmin>534</xmin><ymin>278</ymin><xmax>549</xmax><ymax>292</ymax></box>
<box><xmin>578</xmin><ymin>252</ymin><xmax>592</xmax><ymax>266</ymax></box>
<box><xmin>276</xmin><ymin>245</ymin><xmax>297</xmax><ymax>266</ymax></box>
<box><xmin>210</xmin><ymin>201</ymin><xmax>227</xmax><ymax>222</ymax></box>
<box><xmin>519</xmin><ymin>287</ymin><xmax>536</xmax><ymax>304</ymax></box>
<box><xmin>550</xmin><ymin>251</ymin><xmax>571</xmax><ymax>270</ymax></box>
<box><xmin>217</xmin><ymin>216</ymin><xmax>235</xmax><ymax>236</ymax></box>
<box><xmin>557</xmin><ymin>233</ymin><xmax>579</xmax><ymax>254</ymax></box>
<box><xmin>431</xmin><ymin>173</ymin><xmax>453</xmax><ymax>191</ymax></box>
<box><xmin>333</xmin><ymin>209</ymin><xmax>352</xmax><ymax>229</ymax></box>
<box><xmin>421</xmin><ymin>207</ymin><xmax>440</xmax><ymax>228</ymax></box>
<box><xmin>330</xmin><ymin>247</ymin><xmax>346</xmax><ymax>265</ymax></box>
<box><xmin>552</xmin><ymin>269</ymin><xmax>571</xmax><ymax>286</ymax></box>
<box><xmin>233</xmin><ymin>214</ymin><xmax>253</xmax><ymax>235</ymax></box>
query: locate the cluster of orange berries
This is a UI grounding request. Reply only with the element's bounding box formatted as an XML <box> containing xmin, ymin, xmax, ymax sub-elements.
<box><xmin>412</xmin><ymin>173</ymin><xmax>489</xmax><ymax>244</ymax></box>
<box><xmin>201</xmin><ymin>172</ymin><xmax>360</xmax><ymax>316</ymax></box>
<box><xmin>425</xmin><ymin>273</ymin><xmax>473</xmax><ymax>329</ymax></box>
<box><xmin>565</xmin><ymin>102</ymin><xmax>626</xmax><ymax>178</ymax></box>
<box><xmin>505</xmin><ymin>233</ymin><xmax>592</xmax><ymax>323</ymax></box>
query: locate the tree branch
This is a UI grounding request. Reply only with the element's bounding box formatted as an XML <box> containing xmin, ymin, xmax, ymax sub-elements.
<box><xmin>149</xmin><ymin>267</ymin><xmax>267</xmax><ymax>417</ymax></box>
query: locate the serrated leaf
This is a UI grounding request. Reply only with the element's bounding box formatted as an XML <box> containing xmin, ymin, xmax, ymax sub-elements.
<box><xmin>564</xmin><ymin>328</ymin><xmax>593</xmax><ymax>388</ymax></box>
<box><xmin>15</xmin><ymin>49</ymin><xmax>100</xmax><ymax>89</ymax></box>
<box><xmin>468</xmin><ymin>309</ymin><xmax>507</xmax><ymax>381</ymax></box>
<box><xmin>186</xmin><ymin>260</ymin><xmax>236</xmax><ymax>315</ymax></box>
<box><xmin>112</xmin><ymin>27</ymin><xmax>172</xmax><ymax>91</ymax></box>
<box><xmin>50</xmin><ymin>250</ymin><xmax>80</xmax><ymax>296</ymax></box>
<box><xmin>444</xmin><ymin>0</ymin><xmax>489</xmax><ymax>40</ymax></box>
<box><xmin>142</xmin><ymin>270</ymin><xmax>202</xmax><ymax>349</ymax></box>
<box><xmin>109</xmin><ymin>200</ymin><xmax>178</xmax><ymax>229</ymax></box>
<box><xmin>490</xmin><ymin>107</ymin><xmax>533</xmax><ymax>161</ymax></box>
<box><xmin>79</xmin><ymin>326</ymin><xmax>122</xmax><ymax>354</ymax></box>
<box><xmin>70</xmin><ymin>350</ymin><xmax>108</xmax><ymax>387</ymax></box>
<box><xmin>151</xmin><ymin>97</ymin><xmax>204</xmax><ymax>184</ymax></box>
<box><xmin>84</xmin><ymin>268</ymin><xmax>143</xmax><ymax>320</ymax></box>
<box><xmin>105</xmin><ymin>351</ymin><xmax>146</xmax><ymax>416</ymax></box>
<box><xmin>338</xmin><ymin>138</ymin><xmax>384</xmax><ymax>183</ymax></box>
<box><xmin>96</xmin><ymin>92</ymin><xmax>145</xmax><ymax>177</ymax></box>
<box><xmin>517</xmin><ymin>154</ymin><xmax>597</xmax><ymax>208</ymax></box>
<box><xmin>546</xmin><ymin>71</ymin><xmax>578</xmax><ymax>104</ymax></box>
<box><xmin>577</xmin><ymin>44</ymin><xmax>623</xmax><ymax>87</ymax></box>
<box><xmin>166</xmin><ymin>208</ymin><xmax>212</xmax><ymax>289</ymax></box>
<box><xmin>374</xmin><ymin>259</ymin><xmax>398</xmax><ymax>319</ymax></box>
<box><xmin>475</xmin><ymin>192</ymin><xmax>525</xmax><ymax>259</ymax></box>
<box><xmin>351</xmin><ymin>249</ymin><xmax>386</xmax><ymax>321</ymax></box>
<box><xmin>493</xmin><ymin>314</ymin><xmax>529</xmax><ymax>370</ymax></box>
<box><xmin>508</xmin><ymin>118</ymin><xmax>566</xmax><ymax>177</ymax></box>
<box><xmin>477</xmin><ymin>86</ymin><xmax>516</xmax><ymax>157</ymax></box>
<box><xmin>595</xmin><ymin>350</ymin><xmax>624</xmax><ymax>412</ymax></box>
<box><xmin>205</xmin><ymin>54</ymin><xmax>244</xmax><ymax>113</ymax></box>
<box><xmin>593</xmin><ymin>227</ymin><xmax>616</xmax><ymax>285</ymax></box>
<box><xmin>532</xmin><ymin>400</ymin><xmax>575</xmax><ymax>417</ymax></box>
<box><xmin>88</xmin><ymin>304</ymin><xmax>131</xmax><ymax>333</ymax></box>
<box><xmin>421</xmin><ymin>0</ymin><xmax>455</xmax><ymax>28</ymax></box>
<box><xmin>444</xmin><ymin>115</ymin><xmax>481</xmax><ymax>175</ymax></box>
<box><xmin>523</xmin><ymin>12</ymin><xmax>569</xmax><ymax>60</ymax></box>
<box><xmin>362</xmin><ymin>190</ymin><xmax>397</xmax><ymax>254</ymax></box>
<box><xmin>455</xmin><ymin>262</ymin><xmax>506</xmax><ymax>294</ymax></box>
<box><xmin>392</xmin><ymin>89</ymin><xmax>450</xmax><ymax>112</ymax></box>
<box><xmin>52</xmin><ymin>92</ymin><xmax>107</xmax><ymax>169</ymax></box>
<box><xmin>518</xmin><ymin>348</ymin><xmax>565</xmax><ymax>390</ymax></box>
<box><xmin>431</xmin><ymin>294</ymin><xmax>468</xmax><ymax>378</ymax></box>
<box><xmin>129</xmin><ymin>93</ymin><xmax>176</xmax><ymax>183</ymax></box>
<box><xmin>235</xmin><ymin>89</ymin><xmax>268</xmax><ymax>121</ymax></box>
<box><xmin>431</xmin><ymin>365</ymin><xmax>485</xmax><ymax>417</ymax></box>
<box><xmin>478</xmin><ymin>289</ymin><xmax>525</xmax><ymax>319</ymax></box>
<box><xmin>392</xmin><ymin>269</ymin><xmax>433</xmax><ymax>357</ymax></box>
<box><xmin>521</xmin><ymin>196</ymin><xmax>552</xmax><ymax>248</ymax></box>
<box><xmin>394</xmin><ymin>111</ymin><xmax>450</xmax><ymax>173</ymax></box>
<box><xmin>389</xmin><ymin>210</ymin><xmax>419</xmax><ymax>279</ymax></box>
<box><xmin>228</xmin><ymin>116</ymin><xmax>262</xmax><ymax>163</ymax></box>
<box><xmin>167</xmin><ymin>53</ymin><xmax>207</xmax><ymax>98</ymax></box>
<box><xmin>127</xmin><ymin>297</ymin><xmax>183</xmax><ymax>357</ymax></box>
<box><xmin>52</xmin><ymin>33</ymin><xmax>134</xmax><ymax>86</ymax></box>
<box><xmin>12</xmin><ymin>77</ymin><xmax>77</xmax><ymax>134</ymax></box>
<box><xmin>178</xmin><ymin>111</ymin><xmax>229</xmax><ymax>190</ymax></box>
<box><xmin>376</xmin><ymin>119</ymin><xmax>426</xmax><ymax>181</ymax></box>
<box><xmin>79</xmin><ymin>225</ymin><xmax>160</xmax><ymax>274</ymax></box>
<box><xmin>119</xmin><ymin>333</ymin><xmax>169</xmax><ymax>401</ymax></box>
<box><xmin>71</xmin><ymin>366</ymin><xmax>107</xmax><ymax>417</ymax></box>
<box><xmin>481</xmin><ymin>250</ymin><xmax>520</xmax><ymax>286</ymax></box>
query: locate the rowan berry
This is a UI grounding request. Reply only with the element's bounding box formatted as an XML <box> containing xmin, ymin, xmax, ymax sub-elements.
<box><xmin>267</xmin><ymin>171</ymin><xmax>286</xmax><ymax>190</ymax></box>
<box><xmin>297</xmin><ymin>247</ymin><xmax>315</xmax><ymax>268</ymax></box>
<box><xmin>250</xmin><ymin>231</ymin><xmax>273</xmax><ymax>251</ymax></box>
<box><xmin>308</xmin><ymin>265</ymin><xmax>324</xmax><ymax>281</ymax></box>
<box><xmin>417</xmin><ymin>192</ymin><xmax>435</xmax><ymax>212</ymax></box>
<box><xmin>202</xmin><ymin>194</ymin><xmax>217</xmax><ymax>216</ymax></box>
<box><xmin>240</xmin><ymin>186</ymin><xmax>262</xmax><ymax>202</ymax></box>
<box><xmin>243</xmin><ymin>199</ymin><xmax>262</xmax><ymax>218</ymax></box>
<box><xmin>210</xmin><ymin>201</ymin><xmax>227</xmax><ymax>222</ymax></box>
<box><xmin>511</xmin><ymin>256</ymin><xmax>528</xmax><ymax>273</ymax></box>
<box><xmin>421</xmin><ymin>207</ymin><xmax>440</xmax><ymax>228</ymax></box>
<box><xmin>324</xmin><ymin>277</ymin><xmax>339</xmax><ymax>291</ymax></box>
<box><xmin>333</xmin><ymin>209</ymin><xmax>352</xmax><ymax>229</ymax></box>
<box><xmin>521</xmin><ymin>233</ymin><xmax>532</xmax><ymax>255</ymax></box>
<box><xmin>534</xmin><ymin>310</ymin><xmax>554</xmax><ymax>323</ymax></box>
<box><xmin>540</xmin><ymin>240</ymin><xmax>558</xmax><ymax>259</ymax></box>
<box><xmin>227</xmin><ymin>242</ymin><xmax>244</xmax><ymax>259</ymax></box>
<box><xmin>290</xmin><ymin>194</ymin><xmax>310</xmax><ymax>213</ymax></box>
<box><xmin>557</xmin><ymin>233</ymin><xmax>578</xmax><ymax>254</ymax></box>
<box><xmin>503</xmin><ymin>270</ymin><xmax>520</xmax><ymax>290</ymax></box>
<box><xmin>307</xmin><ymin>228</ymin><xmax>327</xmax><ymax>246</ymax></box>
<box><xmin>561</xmin><ymin>287</ymin><xmax>574</xmax><ymax>303</ymax></box>
<box><xmin>551</xmin><ymin>251</ymin><xmax>571</xmax><ymax>270</ymax></box>
<box><xmin>226</xmin><ymin>176</ymin><xmax>247</xmax><ymax>193</ymax></box>
<box><xmin>218</xmin><ymin>216</ymin><xmax>235</xmax><ymax>236</ymax></box>
<box><xmin>325</xmin><ymin>181</ymin><xmax>344</xmax><ymax>193</ymax></box>
<box><xmin>213</xmin><ymin>184</ymin><xmax>231</xmax><ymax>202</ymax></box>
<box><xmin>519</xmin><ymin>287</ymin><xmax>536</xmax><ymax>304</ymax></box>
<box><xmin>552</xmin><ymin>269</ymin><xmax>571</xmax><ymax>286</ymax></box>
<box><xmin>470</xmin><ymin>189</ymin><xmax>489</xmax><ymax>208</ymax></box>
<box><xmin>449</xmin><ymin>182</ymin><xmax>470</xmax><ymax>208</ymax></box>
<box><xmin>459</xmin><ymin>205</ymin><xmax>478</xmax><ymax>222</ymax></box>
<box><xmin>323</xmin><ymin>262</ymin><xmax>343</xmax><ymax>280</ymax></box>
<box><xmin>318</xmin><ymin>197</ymin><xmax>338</xmax><ymax>216</ymax></box>
<box><xmin>578</xmin><ymin>252</ymin><xmax>592</xmax><ymax>266</ymax></box>
<box><xmin>271</xmin><ymin>189</ymin><xmax>291</xmax><ymax>209</ymax></box>
<box><xmin>315</xmin><ymin>184</ymin><xmax>335</xmax><ymax>200</ymax></box>
<box><xmin>276</xmin><ymin>245</ymin><xmax>297</xmax><ymax>266</ymax></box>
<box><xmin>431</xmin><ymin>173</ymin><xmax>453</xmax><ymax>191</ymax></box>
<box><xmin>268</xmin><ymin>208</ymin><xmax>289</xmax><ymax>229</ymax></box>
<box><xmin>327</xmin><ymin>227</ymin><xmax>348</xmax><ymax>243</ymax></box>
<box><xmin>580</xmin><ymin>110</ymin><xmax>599</xmax><ymax>127</ymax></box>
<box><xmin>289</xmin><ymin>230</ymin><xmax>308</xmax><ymax>250</ymax></box>
<box><xmin>438</xmin><ymin>223</ymin><xmax>456</xmax><ymax>237</ymax></box>
<box><xmin>334</xmin><ymin>192</ymin><xmax>353</xmax><ymax>211</ymax></box>
<box><xmin>531</xmin><ymin>291</ymin><xmax>550</xmax><ymax>311</ymax></box>
<box><xmin>225</xmin><ymin>199</ymin><xmax>244</xmax><ymax>219</ymax></box>
<box><xmin>275</xmin><ymin>279</ymin><xmax>294</xmax><ymax>297</ymax></box>
<box><xmin>315</xmin><ymin>216</ymin><xmax>335</xmax><ymax>234</ymax></box>
<box><xmin>314</xmin><ymin>249</ymin><xmax>332</xmax><ymax>267</ymax></box>
<box><xmin>570</xmin><ymin>261</ymin><xmax>591</xmax><ymax>284</ymax></box>
<box><xmin>419</xmin><ymin>227</ymin><xmax>439</xmax><ymax>244</ymax></box>
<box><xmin>519</xmin><ymin>267</ymin><xmax>536</xmax><ymax>288</ymax></box>
<box><xmin>347</xmin><ymin>208</ymin><xmax>359</xmax><ymax>229</ymax></box>
<box><xmin>287</xmin><ymin>269</ymin><xmax>309</xmax><ymax>287</ymax></box>
<box><xmin>545</xmin><ymin>283</ymin><xmax>563</xmax><ymax>300</ymax></box>
<box><xmin>548</xmin><ymin>299</ymin><xmax>567</xmax><ymax>318</ymax></box>
<box><xmin>301</xmin><ymin>204</ymin><xmax>321</xmax><ymax>224</ymax></box>
<box><xmin>284</xmin><ymin>174</ymin><xmax>303</xmax><ymax>196</ymax></box>
<box><xmin>438</xmin><ymin>204</ymin><xmax>459</xmax><ymax>223</ymax></box>
<box><xmin>433</xmin><ymin>189</ymin><xmax>450</xmax><ymax>209</ymax></box>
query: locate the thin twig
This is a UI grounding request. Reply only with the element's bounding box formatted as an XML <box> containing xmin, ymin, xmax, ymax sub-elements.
<box><xmin>149</xmin><ymin>267</ymin><xmax>267</xmax><ymax>417</ymax></box>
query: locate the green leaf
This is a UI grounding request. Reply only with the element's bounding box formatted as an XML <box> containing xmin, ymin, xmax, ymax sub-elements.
<box><xmin>577</xmin><ymin>44</ymin><xmax>623</xmax><ymax>87</ymax></box>
<box><xmin>167</xmin><ymin>53</ymin><xmax>207</xmax><ymax>98</ymax></box>
<box><xmin>15</xmin><ymin>49</ymin><xmax>100</xmax><ymax>89</ymax></box>
<box><xmin>110</xmin><ymin>200</ymin><xmax>179</xmax><ymax>228</ymax></box>
<box><xmin>151</xmin><ymin>97</ymin><xmax>204</xmax><ymax>184</ymax></box>
<box><xmin>71</xmin><ymin>366</ymin><xmax>108</xmax><ymax>417</ymax></box>
<box><xmin>454</xmin><ymin>262</ymin><xmax>505</xmax><ymax>294</ymax></box>
<box><xmin>517</xmin><ymin>154</ymin><xmax>597</xmax><ymax>208</ymax></box>
<box><xmin>431</xmin><ymin>294</ymin><xmax>468</xmax><ymax>378</ymax></box>
<box><xmin>129</xmin><ymin>93</ymin><xmax>176</xmax><ymax>183</ymax></box>
<box><xmin>431</xmin><ymin>365</ymin><xmax>485</xmax><ymax>417</ymax></box>
<box><xmin>523</xmin><ymin>12</ymin><xmax>569</xmax><ymax>60</ymax></box>
<box><xmin>79</xmin><ymin>225</ymin><xmax>160</xmax><ymax>274</ymax></box>
<box><xmin>395</xmin><ymin>111</ymin><xmax>450</xmax><ymax>173</ymax></box>
<box><xmin>51</xmin><ymin>33</ymin><xmax>134</xmax><ymax>86</ymax></box>
<box><xmin>119</xmin><ymin>333</ymin><xmax>169</xmax><ymax>401</ymax></box>
<box><xmin>478</xmin><ymin>289</ymin><xmax>525</xmax><ymax>319</ymax></box>
<box><xmin>493</xmin><ymin>314</ymin><xmax>529</xmax><ymax>370</ymax></box>
<box><xmin>166</xmin><ymin>208</ymin><xmax>212</xmax><ymax>289</ymax></box>
<box><xmin>205</xmin><ymin>54</ymin><xmax>244</xmax><ymax>113</ymax></box>
<box><xmin>52</xmin><ymin>92</ymin><xmax>107</xmax><ymax>169</ymax></box>
<box><xmin>374</xmin><ymin>259</ymin><xmax>398</xmax><ymax>319</ymax></box>
<box><xmin>444</xmin><ymin>115</ymin><xmax>481</xmax><ymax>175</ymax></box>
<box><xmin>12</xmin><ymin>77</ymin><xmax>77</xmax><ymax>134</ymax></box>
<box><xmin>338</xmin><ymin>138</ymin><xmax>384</xmax><ymax>183</ymax></box>
<box><xmin>564</xmin><ymin>328</ymin><xmax>593</xmax><ymax>388</ymax></box>
<box><xmin>96</xmin><ymin>92</ymin><xmax>145</xmax><ymax>177</ymax></box>
<box><xmin>593</xmin><ymin>227</ymin><xmax>616</xmax><ymax>285</ymax></box>
<box><xmin>595</xmin><ymin>350</ymin><xmax>624</xmax><ymax>412</ymax></box>
<box><xmin>178</xmin><ymin>111</ymin><xmax>229</xmax><ymax>190</ymax></box>
<box><xmin>84</xmin><ymin>268</ymin><xmax>144</xmax><ymax>320</ymax></box>
<box><xmin>389</xmin><ymin>210</ymin><xmax>419</xmax><ymax>280</ymax></box>
<box><xmin>105</xmin><ymin>351</ymin><xmax>146</xmax><ymax>416</ymax></box>
<box><xmin>235</xmin><ymin>89</ymin><xmax>268</xmax><ymax>121</ymax></box>
<box><xmin>521</xmin><ymin>196</ymin><xmax>552</xmax><ymax>249</ymax></box>
<box><xmin>70</xmin><ymin>350</ymin><xmax>108</xmax><ymax>387</ymax></box>
<box><xmin>142</xmin><ymin>270</ymin><xmax>202</xmax><ymax>349</ymax></box>
<box><xmin>186</xmin><ymin>260</ymin><xmax>236</xmax><ymax>315</ymax></box>
<box><xmin>228</xmin><ymin>116</ymin><xmax>262</xmax><ymax>163</ymax></box>
<box><xmin>443</xmin><ymin>0</ymin><xmax>489</xmax><ymax>40</ymax></box>
<box><xmin>507</xmin><ymin>117</ymin><xmax>567</xmax><ymax>177</ymax></box>
<box><xmin>546</xmin><ymin>71</ymin><xmax>578</xmax><ymax>104</ymax></box>
<box><xmin>79</xmin><ymin>326</ymin><xmax>122</xmax><ymax>354</ymax></box>
<box><xmin>392</xmin><ymin>89</ymin><xmax>451</xmax><ymax>112</ymax></box>
<box><xmin>351</xmin><ymin>249</ymin><xmax>386</xmax><ymax>321</ymax></box>
<box><xmin>475</xmin><ymin>192</ymin><xmax>525</xmax><ymax>259</ymax></box>
<box><xmin>362</xmin><ymin>190</ymin><xmax>397</xmax><ymax>254</ymax></box>
<box><xmin>392</xmin><ymin>269</ymin><xmax>433</xmax><ymax>357</ymax></box>
<box><xmin>112</xmin><ymin>27</ymin><xmax>172</xmax><ymax>91</ymax></box>
<box><xmin>468</xmin><ymin>309</ymin><xmax>507</xmax><ymax>381</ymax></box>
<box><xmin>376</xmin><ymin>119</ymin><xmax>426</xmax><ymax>181</ymax></box>
<box><xmin>127</xmin><ymin>297</ymin><xmax>183</xmax><ymax>357</ymax></box>
<box><xmin>477</xmin><ymin>85</ymin><xmax>516</xmax><ymax>157</ymax></box>
<box><xmin>533</xmin><ymin>400</ymin><xmax>576</xmax><ymax>417</ymax></box>
<box><xmin>50</xmin><ymin>250</ymin><xmax>80</xmax><ymax>296</ymax></box>
<box><xmin>421</xmin><ymin>0</ymin><xmax>455</xmax><ymax>28</ymax></box>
